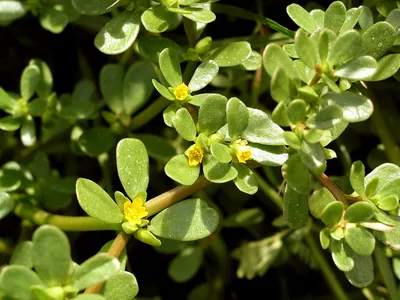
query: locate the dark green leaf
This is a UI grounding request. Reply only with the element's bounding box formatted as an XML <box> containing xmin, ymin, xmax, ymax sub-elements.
<box><xmin>309</xmin><ymin>188</ymin><xmax>336</xmax><ymax>218</ymax></box>
<box><xmin>321</xmin><ymin>201</ymin><xmax>344</xmax><ymax>228</ymax></box>
<box><xmin>0</xmin><ymin>192</ymin><xmax>14</xmax><ymax>219</ymax></box>
<box><xmin>362</xmin><ymin>21</ymin><xmax>396</xmax><ymax>58</ymax></box>
<box><xmin>345</xmin><ymin>226</ymin><xmax>375</xmax><ymax>256</ymax></box>
<box><xmin>232</xmin><ymin>163</ymin><xmax>258</xmax><ymax>195</ymax></box>
<box><xmin>39</xmin><ymin>7</ymin><xmax>68</xmax><ymax>34</ymax></box>
<box><xmin>282</xmin><ymin>154</ymin><xmax>309</xmax><ymax>195</ymax></box>
<box><xmin>71</xmin><ymin>0</ymin><xmax>115</xmax><ymax>15</ymax></box>
<box><xmin>283</xmin><ymin>185</ymin><xmax>308</xmax><ymax>229</ymax></box>
<box><xmin>138</xmin><ymin>36</ymin><xmax>184</xmax><ymax>64</ymax></box>
<box><xmin>168</xmin><ymin>247</ymin><xmax>204</xmax><ymax>282</ymax></box>
<box><xmin>77</xmin><ymin>127</ymin><xmax>116</xmax><ymax>157</ymax></box>
<box><xmin>250</xmin><ymin>144</ymin><xmax>288</xmax><ymax>166</ymax></box>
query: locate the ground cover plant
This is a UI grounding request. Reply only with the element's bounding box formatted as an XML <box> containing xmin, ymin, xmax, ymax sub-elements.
<box><xmin>1</xmin><ymin>0</ymin><xmax>400</xmax><ymax>299</ymax></box>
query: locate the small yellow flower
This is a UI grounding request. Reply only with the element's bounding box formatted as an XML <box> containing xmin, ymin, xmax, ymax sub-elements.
<box><xmin>124</xmin><ymin>198</ymin><xmax>148</xmax><ymax>226</ymax></box>
<box><xmin>174</xmin><ymin>83</ymin><xmax>190</xmax><ymax>101</ymax></box>
<box><xmin>235</xmin><ymin>145</ymin><xmax>252</xmax><ymax>163</ymax></box>
<box><xmin>187</xmin><ymin>144</ymin><xmax>204</xmax><ymax>166</ymax></box>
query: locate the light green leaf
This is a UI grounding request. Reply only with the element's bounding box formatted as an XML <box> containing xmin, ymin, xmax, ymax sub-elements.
<box><xmin>163</xmin><ymin>103</ymin><xmax>179</xmax><ymax>127</ymax></box>
<box><xmin>210</xmin><ymin>142</ymin><xmax>231</xmax><ymax>163</ymax></box>
<box><xmin>340</xmin><ymin>7</ymin><xmax>362</xmax><ymax>34</ymax></box>
<box><xmin>365</xmin><ymin>163</ymin><xmax>400</xmax><ymax>197</ymax></box>
<box><xmin>116</xmin><ymin>138</ymin><xmax>149</xmax><ymax>200</ymax></box>
<box><xmin>168</xmin><ymin>247</ymin><xmax>204</xmax><ymax>282</ymax></box>
<box><xmin>324</xmin><ymin>1</ymin><xmax>346</xmax><ymax>33</ymax></box>
<box><xmin>321</xmin><ymin>201</ymin><xmax>344</xmax><ymax>228</ymax></box>
<box><xmin>320</xmin><ymin>228</ymin><xmax>331</xmax><ymax>249</ymax></box>
<box><xmin>362</xmin><ymin>21</ymin><xmax>396</xmax><ymax>58</ymax></box>
<box><xmin>39</xmin><ymin>7</ymin><xmax>68</xmax><ymax>34</ymax></box>
<box><xmin>309</xmin><ymin>188</ymin><xmax>335</xmax><ymax>218</ymax></box>
<box><xmin>20</xmin><ymin>64</ymin><xmax>40</xmax><ymax>100</ymax></box>
<box><xmin>95</xmin><ymin>11</ymin><xmax>141</xmax><ymax>55</ymax></box>
<box><xmin>263</xmin><ymin>44</ymin><xmax>296</xmax><ymax>79</ymax></box>
<box><xmin>345</xmin><ymin>227</ymin><xmax>375</xmax><ymax>256</ymax></box>
<box><xmin>375</xmin><ymin>216</ymin><xmax>400</xmax><ymax>250</ymax></box>
<box><xmin>335</xmin><ymin>56</ymin><xmax>377</xmax><ymax>80</ymax></box>
<box><xmin>159</xmin><ymin>48</ymin><xmax>182</xmax><ymax>88</ymax></box>
<box><xmin>367</xmin><ymin>54</ymin><xmax>400</xmax><ymax>81</ymax></box>
<box><xmin>350</xmin><ymin>161</ymin><xmax>366</xmax><ymax>197</ymax></box>
<box><xmin>282</xmin><ymin>154</ymin><xmax>309</xmax><ymax>195</ymax></box>
<box><xmin>344</xmin><ymin>202</ymin><xmax>375</xmax><ymax>223</ymax></box>
<box><xmin>306</xmin><ymin>104</ymin><xmax>343</xmax><ymax>130</ymax></box>
<box><xmin>76</xmin><ymin>178</ymin><xmax>124</xmax><ymax>223</ymax></box>
<box><xmin>138</xmin><ymin>36</ymin><xmax>184</xmax><ymax>64</ymax></box>
<box><xmin>165</xmin><ymin>154</ymin><xmax>200</xmax><ymax>185</ymax></box>
<box><xmin>250</xmin><ymin>144</ymin><xmax>288</xmax><ymax>166</ymax></box>
<box><xmin>293</xmin><ymin>59</ymin><xmax>316</xmax><ymax>84</ymax></box>
<box><xmin>310</xmin><ymin>9</ymin><xmax>324</xmax><ymax>28</ymax></box>
<box><xmin>226</xmin><ymin>97</ymin><xmax>248</xmax><ymax>140</ymax></box>
<box><xmin>386</xmin><ymin>8</ymin><xmax>400</xmax><ymax>30</ymax></box>
<box><xmin>287</xmin><ymin>99</ymin><xmax>307</xmax><ymax>124</ymax></box>
<box><xmin>208</xmin><ymin>41</ymin><xmax>252</xmax><ymax>67</ymax></box>
<box><xmin>198</xmin><ymin>95</ymin><xmax>227</xmax><ymax>134</ymax></box>
<box><xmin>286</xmin><ymin>4</ymin><xmax>318</xmax><ymax>33</ymax></box>
<box><xmin>0</xmin><ymin>192</ymin><xmax>15</xmax><ymax>219</ymax></box>
<box><xmin>283</xmin><ymin>185</ymin><xmax>308</xmax><ymax>229</ymax></box>
<box><xmin>0</xmin><ymin>87</ymin><xmax>16</xmax><ymax>111</ymax></box>
<box><xmin>0</xmin><ymin>0</ymin><xmax>26</xmax><ymax>25</ymax></box>
<box><xmin>188</xmin><ymin>60</ymin><xmax>218</xmax><ymax>92</ymax></box>
<box><xmin>153</xmin><ymin>79</ymin><xmax>175</xmax><ymax>100</ymax></box>
<box><xmin>328</xmin><ymin>30</ymin><xmax>363</xmax><ymax>66</ymax></box>
<box><xmin>331</xmin><ymin>240</ymin><xmax>354</xmax><ymax>272</ymax></box>
<box><xmin>359</xmin><ymin>6</ymin><xmax>373</xmax><ymax>30</ymax></box>
<box><xmin>270</xmin><ymin>67</ymin><xmax>296</xmax><ymax>104</ymax></box>
<box><xmin>149</xmin><ymin>198</ymin><xmax>219</xmax><ymax>241</ymax></box>
<box><xmin>32</xmin><ymin>225</ymin><xmax>71</xmax><ymax>286</ymax></box>
<box><xmin>172</xmin><ymin>108</ymin><xmax>197</xmax><ymax>141</ymax></box>
<box><xmin>9</xmin><ymin>241</ymin><xmax>33</xmax><ymax>268</ymax></box>
<box><xmin>232</xmin><ymin>164</ymin><xmax>258</xmax><ymax>195</ymax></box>
<box><xmin>295</xmin><ymin>28</ymin><xmax>318</xmax><ymax>69</ymax></box>
<box><xmin>100</xmin><ymin>272</ymin><xmax>139</xmax><ymax>300</ymax></box>
<box><xmin>72</xmin><ymin>254</ymin><xmax>120</xmax><ymax>291</ymax></box>
<box><xmin>298</xmin><ymin>140</ymin><xmax>326</xmax><ymax>174</ymax></box>
<box><xmin>71</xmin><ymin>0</ymin><xmax>115</xmax><ymax>15</ymax></box>
<box><xmin>20</xmin><ymin>116</ymin><xmax>36</xmax><ymax>147</ymax></box>
<box><xmin>203</xmin><ymin>155</ymin><xmax>238</xmax><ymax>183</ymax></box>
<box><xmin>141</xmin><ymin>5</ymin><xmax>180</xmax><ymax>33</ymax></box>
<box><xmin>240</xmin><ymin>50</ymin><xmax>262</xmax><ymax>70</ymax></box>
<box><xmin>344</xmin><ymin>245</ymin><xmax>374</xmax><ymax>288</ymax></box>
<box><xmin>378</xmin><ymin>195</ymin><xmax>399</xmax><ymax>211</ymax></box>
<box><xmin>180</xmin><ymin>7</ymin><xmax>215</xmax><ymax>23</ymax></box>
<box><xmin>134</xmin><ymin>134</ymin><xmax>176</xmax><ymax>161</ymax></box>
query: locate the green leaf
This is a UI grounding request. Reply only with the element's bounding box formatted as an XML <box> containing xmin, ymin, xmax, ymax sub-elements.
<box><xmin>0</xmin><ymin>87</ymin><xmax>16</xmax><ymax>111</ymax></box>
<box><xmin>226</xmin><ymin>97</ymin><xmax>248</xmax><ymax>140</ymax></box>
<box><xmin>159</xmin><ymin>48</ymin><xmax>182</xmax><ymax>88</ymax></box>
<box><xmin>286</xmin><ymin>4</ymin><xmax>318</xmax><ymax>33</ymax></box>
<box><xmin>344</xmin><ymin>201</ymin><xmax>375</xmax><ymax>223</ymax></box>
<box><xmin>153</xmin><ymin>79</ymin><xmax>175</xmax><ymax>100</ymax></box>
<box><xmin>250</xmin><ymin>144</ymin><xmax>288</xmax><ymax>166</ymax></box>
<box><xmin>311</xmin><ymin>9</ymin><xmax>325</xmax><ymax>28</ymax></box>
<box><xmin>116</xmin><ymin>138</ymin><xmax>149</xmax><ymax>200</ymax></box>
<box><xmin>304</xmin><ymin>128</ymin><xmax>325</xmax><ymax>144</ymax></box>
<box><xmin>9</xmin><ymin>241</ymin><xmax>33</xmax><ymax>268</ymax></box>
<box><xmin>282</xmin><ymin>44</ymin><xmax>298</xmax><ymax>58</ymax></box>
<box><xmin>168</xmin><ymin>247</ymin><xmax>204</xmax><ymax>282</ymax></box>
<box><xmin>359</xmin><ymin>6</ymin><xmax>373</xmax><ymax>30</ymax></box>
<box><xmin>283</xmin><ymin>185</ymin><xmax>308</xmax><ymax>229</ymax></box>
<box><xmin>0</xmin><ymin>192</ymin><xmax>15</xmax><ymax>219</ymax></box>
<box><xmin>306</xmin><ymin>104</ymin><xmax>343</xmax><ymax>130</ymax></box>
<box><xmin>76</xmin><ymin>178</ymin><xmax>124</xmax><ymax>223</ymax></box>
<box><xmin>100</xmin><ymin>272</ymin><xmax>138</xmax><ymax>300</ymax></box>
<box><xmin>345</xmin><ymin>227</ymin><xmax>375</xmax><ymax>256</ymax></box>
<box><xmin>0</xmin><ymin>265</ymin><xmax>44</xmax><ymax>300</ymax></box>
<box><xmin>32</xmin><ymin>225</ymin><xmax>71</xmax><ymax>286</ymax></box>
<box><xmin>141</xmin><ymin>5</ymin><xmax>180</xmax><ymax>33</ymax></box>
<box><xmin>362</xmin><ymin>21</ymin><xmax>396</xmax><ymax>58</ymax></box>
<box><xmin>242</xmin><ymin>108</ymin><xmax>285</xmax><ymax>145</ymax></box>
<box><xmin>99</xmin><ymin>64</ymin><xmax>124</xmax><ymax>115</ymax></box>
<box><xmin>386</xmin><ymin>8</ymin><xmax>400</xmax><ymax>30</ymax></box>
<box><xmin>0</xmin><ymin>0</ymin><xmax>26</xmax><ymax>25</ymax></box>
<box><xmin>282</xmin><ymin>154</ymin><xmax>309</xmax><ymax>195</ymax></box>
<box><xmin>123</xmin><ymin>60</ymin><xmax>155</xmax><ymax>115</ymax></box>
<box><xmin>188</xmin><ymin>60</ymin><xmax>218</xmax><ymax>92</ymax></box>
<box><xmin>208</xmin><ymin>41</ymin><xmax>252</xmax><ymax>67</ymax></box>
<box><xmin>344</xmin><ymin>245</ymin><xmax>374</xmax><ymax>288</ymax></box>
<box><xmin>95</xmin><ymin>11</ymin><xmax>141</xmax><ymax>55</ymax></box>
<box><xmin>71</xmin><ymin>0</ymin><xmax>114</xmax><ymax>15</ymax></box>
<box><xmin>263</xmin><ymin>44</ymin><xmax>296</xmax><ymax>79</ymax></box>
<box><xmin>20</xmin><ymin>116</ymin><xmax>36</xmax><ymax>147</ymax></box>
<box><xmin>378</xmin><ymin>195</ymin><xmax>399</xmax><ymax>211</ymax></box>
<box><xmin>77</xmin><ymin>127</ymin><xmax>116</xmax><ymax>157</ymax></box>
<box><xmin>367</xmin><ymin>54</ymin><xmax>400</xmax><ymax>81</ymax></box>
<box><xmin>39</xmin><ymin>7</ymin><xmax>68</xmax><ymax>34</ymax></box>
<box><xmin>272</xmin><ymin>101</ymin><xmax>290</xmax><ymax>127</ymax></box>
<box><xmin>309</xmin><ymin>188</ymin><xmax>336</xmax><ymax>219</ymax></box>
<box><xmin>180</xmin><ymin>7</ymin><xmax>215</xmax><ymax>23</ymax></box>
<box><xmin>330</xmin><ymin>240</ymin><xmax>354</xmax><ymax>272</ymax></box>
<box><xmin>20</xmin><ymin>64</ymin><xmax>40</xmax><ymax>100</ymax></box>
<box><xmin>138</xmin><ymin>36</ymin><xmax>184</xmax><ymax>64</ymax></box>
<box><xmin>324</xmin><ymin>1</ymin><xmax>346</xmax><ymax>33</ymax></box>
<box><xmin>165</xmin><ymin>154</ymin><xmax>199</xmax><ymax>185</ymax></box>
<box><xmin>73</xmin><ymin>295</ymin><xmax>106</xmax><ymax>300</ymax></box>
<box><xmin>320</xmin><ymin>228</ymin><xmax>331</xmax><ymax>249</ymax></box>
<box><xmin>270</xmin><ymin>68</ymin><xmax>296</xmax><ymax>104</ymax></box>
<box><xmin>172</xmin><ymin>108</ymin><xmax>197</xmax><ymax>141</ymax></box>
<box><xmin>375</xmin><ymin>216</ymin><xmax>400</xmax><ymax>250</ymax></box>
<box><xmin>163</xmin><ymin>103</ymin><xmax>179</xmax><ymax>127</ymax></box>
<box><xmin>321</xmin><ymin>201</ymin><xmax>344</xmax><ymax>228</ymax></box>
<box><xmin>134</xmin><ymin>228</ymin><xmax>161</xmax><ymax>246</ymax></box>
<box><xmin>328</xmin><ymin>30</ymin><xmax>363</xmax><ymax>66</ymax></box>
<box><xmin>350</xmin><ymin>161</ymin><xmax>366</xmax><ymax>197</ymax></box>
<box><xmin>232</xmin><ymin>164</ymin><xmax>258</xmax><ymax>195</ymax></box>
<box><xmin>335</xmin><ymin>56</ymin><xmax>377</xmax><ymax>80</ymax></box>
<box><xmin>295</xmin><ymin>29</ymin><xmax>318</xmax><ymax>69</ymax></box>
<box><xmin>210</xmin><ymin>142</ymin><xmax>231</xmax><ymax>163</ymax></box>
<box><xmin>240</xmin><ymin>50</ymin><xmax>262</xmax><ymax>70</ymax></box>
<box><xmin>72</xmin><ymin>253</ymin><xmax>120</xmax><ymax>291</ymax></box>
<box><xmin>0</xmin><ymin>162</ymin><xmax>22</xmax><ymax>192</ymax></box>
<box><xmin>339</xmin><ymin>7</ymin><xmax>362</xmax><ymax>34</ymax></box>
<box><xmin>293</xmin><ymin>60</ymin><xmax>316</xmax><ymax>84</ymax></box>
<box><xmin>133</xmin><ymin>134</ymin><xmax>176</xmax><ymax>161</ymax></box>
<box><xmin>203</xmin><ymin>155</ymin><xmax>238</xmax><ymax>183</ymax></box>
<box><xmin>365</xmin><ymin>163</ymin><xmax>400</xmax><ymax>197</ymax></box>
<box><xmin>198</xmin><ymin>95</ymin><xmax>227</xmax><ymax>135</ymax></box>
<box><xmin>287</xmin><ymin>99</ymin><xmax>307</xmax><ymax>124</ymax></box>
<box><xmin>322</xmin><ymin>91</ymin><xmax>373</xmax><ymax>123</ymax></box>
<box><xmin>298</xmin><ymin>140</ymin><xmax>326</xmax><ymax>174</ymax></box>
<box><xmin>149</xmin><ymin>198</ymin><xmax>219</xmax><ymax>241</ymax></box>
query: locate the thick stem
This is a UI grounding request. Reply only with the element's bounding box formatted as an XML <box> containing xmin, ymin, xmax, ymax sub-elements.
<box><xmin>253</xmin><ymin>172</ymin><xmax>283</xmax><ymax>209</ymax></box>
<box><xmin>313</xmin><ymin>173</ymin><xmax>349</xmax><ymax>207</ymax></box>
<box><xmin>84</xmin><ymin>231</ymin><xmax>131</xmax><ymax>294</ymax></box>
<box><xmin>13</xmin><ymin>203</ymin><xmax>121</xmax><ymax>231</ymax></box>
<box><xmin>130</xmin><ymin>97</ymin><xmax>170</xmax><ymax>130</ymax></box>
<box><xmin>183</xmin><ymin>18</ymin><xmax>197</xmax><ymax>48</ymax></box>
<box><xmin>304</xmin><ymin>234</ymin><xmax>350</xmax><ymax>300</ymax></box>
<box><xmin>145</xmin><ymin>176</ymin><xmax>211</xmax><ymax>216</ymax></box>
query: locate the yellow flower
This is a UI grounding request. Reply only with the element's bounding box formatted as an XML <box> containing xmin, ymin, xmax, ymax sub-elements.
<box><xmin>187</xmin><ymin>144</ymin><xmax>204</xmax><ymax>166</ymax></box>
<box><xmin>124</xmin><ymin>198</ymin><xmax>148</xmax><ymax>226</ymax></box>
<box><xmin>174</xmin><ymin>83</ymin><xmax>190</xmax><ymax>101</ymax></box>
<box><xmin>235</xmin><ymin>145</ymin><xmax>252</xmax><ymax>163</ymax></box>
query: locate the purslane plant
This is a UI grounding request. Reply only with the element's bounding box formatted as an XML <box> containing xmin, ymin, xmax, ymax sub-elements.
<box><xmin>1</xmin><ymin>0</ymin><xmax>400</xmax><ymax>299</ymax></box>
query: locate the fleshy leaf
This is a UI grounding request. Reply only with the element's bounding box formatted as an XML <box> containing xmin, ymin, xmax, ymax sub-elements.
<box><xmin>159</xmin><ymin>48</ymin><xmax>182</xmax><ymax>88</ymax></box>
<box><xmin>180</xmin><ymin>7</ymin><xmax>215</xmax><ymax>23</ymax></box>
<box><xmin>100</xmin><ymin>272</ymin><xmax>139</xmax><ymax>300</ymax></box>
<box><xmin>367</xmin><ymin>54</ymin><xmax>400</xmax><ymax>81</ymax></box>
<box><xmin>203</xmin><ymin>155</ymin><xmax>238</xmax><ymax>183</ymax></box>
<box><xmin>39</xmin><ymin>7</ymin><xmax>68</xmax><ymax>34</ymax></box>
<box><xmin>270</xmin><ymin>68</ymin><xmax>296</xmax><ymax>104</ymax></box>
<box><xmin>76</xmin><ymin>178</ymin><xmax>124</xmax><ymax>223</ymax></box>
<box><xmin>172</xmin><ymin>108</ymin><xmax>197</xmax><ymax>141</ymax></box>
<box><xmin>208</xmin><ymin>41</ymin><xmax>251</xmax><ymax>67</ymax></box>
<box><xmin>95</xmin><ymin>11</ymin><xmax>140</xmax><ymax>55</ymax></box>
<box><xmin>188</xmin><ymin>60</ymin><xmax>218</xmax><ymax>92</ymax></box>
<box><xmin>210</xmin><ymin>143</ymin><xmax>231</xmax><ymax>164</ymax></box>
<box><xmin>77</xmin><ymin>127</ymin><xmax>116</xmax><ymax>157</ymax></box>
<box><xmin>71</xmin><ymin>0</ymin><xmax>114</xmax><ymax>15</ymax></box>
<box><xmin>250</xmin><ymin>144</ymin><xmax>288</xmax><ymax>166</ymax></box>
<box><xmin>344</xmin><ymin>245</ymin><xmax>374</xmax><ymax>287</ymax></box>
<box><xmin>335</xmin><ymin>56</ymin><xmax>377</xmax><ymax>80</ymax></box>
<box><xmin>331</xmin><ymin>240</ymin><xmax>354</xmax><ymax>272</ymax></box>
<box><xmin>324</xmin><ymin>1</ymin><xmax>346</xmax><ymax>33</ymax></box>
<box><xmin>321</xmin><ymin>201</ymin><xmax>344</xmax><ymax>228</ymax></box>
<box><xmin>0</xmin><ymin>192</ymin><xmax>15</xmax><ymax>219</ymax></box>
<box><xmin>375</xmin><ymin>216</ymin><xmax>400</xmax><ymax>250</ymax></box>
<box><xmin>165</xmin><ymin>154</ymin><xmax>200</xmax><ymax>185</ymax></box>
<box><xmin>20</xmin><ymin>116</ymin><xmax>36</xmax><ymax>147</ymax></box>
<box><xmin>350</xmin><ymin>161</ymin><xmax>366</xmax><ymax>197</ymax></box>
<box><xmin>226</xmin><ymin>97</ymin><xmax>248</xmax><ymax>140</ymax></box>
<box><xmin>295</xmin><ymin>29</ymin><xmax>318</xmax><ymax>69</ymax></box>
<box><xmin>232</xmin><ymin>163</ymin><xmax>258</xmax><ymax>195</ymax></box>
<box><xmin>309</xmin><ymin>188</ymin><xmax>336</xmax><ymax>218</ymax></box>
<box><xmin>263</xmin><ymin>44</ymin><xmax>296</xmax><ymax>79</ymax></box>
<box><xmin>283</xmin><ymin>185</ymin><xmax>308</xmax><ymax>229</ymax></box>
<box><xmin>148</xmin><ymin>198</ymin><xmax>219</xmax><ymax>241</ymax></box>
<box><xmin>141</xmin><ymin>6</ymin><xmax>180</xmax><ymax>33</ymax></box>
<box><xmin>138</xmin><ymin>36</ymin><xmax>184</xmax><ymax>64</ymax></box>
<box><xmin>362</xmin><ymin>21</ymin><xmax>396</xmax><ymax>58</ymax></box>
<box><xmin>20</xmin><ymin>62</ymin><xmax>40</xmax><ymax>100</ymax></box>
<box><xmin>116</xmin><ymin>138</ymin><xmax>149</xmax><ymax>200</ymax></box>
<box><xmin>345</xmin><ymin>226</ymin><xmax>375</xmax><ymax>256</ymax></box>
<box><xmin>327</xmin><ymin>30</ymin><xmax>363</xmax><ymax>66</ymax></box>
<box><xmin>287</xmin><ymin>99</ymin><xmax>307</xmax><ymax>124</ymax></box>
<box><xmin>286</xmin><ymin>4</ymin><xmax>318</xmax><ymax>33</ymax></box>
<box><xmin>198</xmin><ymin>95</ymin><xmax>227</xmax><ymax>135</ymax></box>
<box><xmin>306</xmin><ymin>104</ymin><xmax>343</xmax><ymax>130</ymax></box>
<box><xmin>344</xmin><ymin>202</ymin><xmax>374</xmax><ymax>223</ymax></box>
<box><xmin>168</xmin><ymin>247</ymin><xmax>204</xmax><ymax>283</ymax></box>
<box><xmin>99</xmin><ymin>64</ymin><xmax>124</xmax><ymax>114</ymax></box>
<box><xmin>339</xmin><ymin>7</ymin><xmax>362</xmax><ymax>34</ymax></box>
<box><xmin>282</xmin><ymin>154</ymin><xmax>309</xmax><ymax>195</ymax></box>
<box><xmin>298</xmin><ymin>140</ymin><xmax>326</xmax><ymax>174</ymax></box>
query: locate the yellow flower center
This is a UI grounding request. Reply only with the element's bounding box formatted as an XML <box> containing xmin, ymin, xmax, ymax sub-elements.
<box><xmin>124</xmin><ymin>198</ymin><xmax>148</xmax><ymax>226</ymax></box>
<box><xmin>236</xmin><ymin>145</ymin><xmax>252</xmax><ymax>163</ymax></box>
<box><xmin>187</xmin><ymin>144</ymin><xmax>204</xmax><ymax>167</ymax></box>
<box><xmin>174</xmin><ymin>83</ymin><xmax>189</xmax><ymax>101</ymax></box>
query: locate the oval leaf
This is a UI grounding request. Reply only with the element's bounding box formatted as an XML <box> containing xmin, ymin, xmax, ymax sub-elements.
<box><xmin>100</xmin><ymin>271</ymin><xmax>138</xmax><ymax>300</ymax></box>
<box><xmin>165</xmin><ymin>154</ymin><xmax>200</xmax><ymax>185</ymax></box>
<box><xmin>283</xmin><ymin>185</ymin><xmax>309</xmax><ymax>229</ymax></box>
